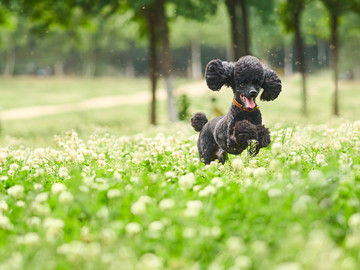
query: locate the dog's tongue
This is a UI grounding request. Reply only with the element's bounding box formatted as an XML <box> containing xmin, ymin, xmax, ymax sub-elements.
<box><xmin>244</xmin><ymin>97</ymin><xmax>256</xmax><ymax>109</ymax></box>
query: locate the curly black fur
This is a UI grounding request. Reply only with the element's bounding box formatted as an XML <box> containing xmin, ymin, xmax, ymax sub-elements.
<box><xmin>191</xmin><ymin>55</ymin><xmax>282</xmax><ymax>164</ymax></box>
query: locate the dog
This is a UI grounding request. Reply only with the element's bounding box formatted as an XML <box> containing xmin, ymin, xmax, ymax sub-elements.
<box><xmin>191</xmin><ymin>55</ymin><xmax>282</xmax><ymax>164</ymax></box>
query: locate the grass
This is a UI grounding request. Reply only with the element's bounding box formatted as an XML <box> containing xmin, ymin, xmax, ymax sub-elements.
<box><xmin>0</xmin><ymin>76</ymin><xmax>195</xmax><ymax>110</ymax></box>
<box><xmin>1</xmin><ymin>71</ymin><xmax>359</xmax><ymax>147</ymax></box>
<box><xmin>0</xmin><ymin>72</ymin><xmax>359</xmax><ymax>269</ymax></box>
<box><xmin>0</xmin><ymin>121</ymin><xmax>359</xmax><ymax>269</ymax></box>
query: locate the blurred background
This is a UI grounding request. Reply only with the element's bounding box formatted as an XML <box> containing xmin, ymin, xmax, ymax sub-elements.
<box><xmin>0</xmin><ymin>0</ymin><xmax>359</xmax><ymax>145</ymax></box>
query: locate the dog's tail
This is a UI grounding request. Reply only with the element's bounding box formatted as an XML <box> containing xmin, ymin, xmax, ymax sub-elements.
<box><xmin>191</xmin><ymin>112</ymin><xmax>208</xmax><ymax>132</ymax></box>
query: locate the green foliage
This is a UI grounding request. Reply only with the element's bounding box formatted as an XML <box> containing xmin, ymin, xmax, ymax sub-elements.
<box><xmin>177</xmin><ymin>94</ymin><xmax>191</xmax><ymax>121</ymax></box>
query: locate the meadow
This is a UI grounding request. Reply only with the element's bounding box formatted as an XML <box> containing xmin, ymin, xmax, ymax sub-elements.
<box><xmin>0</xmin><ymin>72</ymin><xmax>360</xmax><ymax>269</ymax></box>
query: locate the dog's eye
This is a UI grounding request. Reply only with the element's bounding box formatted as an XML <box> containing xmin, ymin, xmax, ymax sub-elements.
<box><xmin>239</xmin><ymin>83</ymin><xmax>246</xmax><ymax>88</ymax></box>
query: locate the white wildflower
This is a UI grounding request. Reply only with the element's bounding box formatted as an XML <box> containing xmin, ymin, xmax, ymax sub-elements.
<box><xmin>308</xmin><ymin>170</ymin><xmax>324</xmax><ymax>182</ymax></box>
<box><xmin>139</xmin><ymin>253</ymin><xmax>163</xmax><ymax>270</ymax></box>
<box><xmin>226</xmin><ymin>236</ymin><xmax>245</xmax><ymax>256</ymax></box>
<box><xmin>183</xmin><ymin>227</ymin><xmax>196</xmax><ymax>238</ymax></box>
<box><xmin>131</xmin><ymin>201</ymin><xmax>146</xmax><ymax>216</ymax></box>
<box><xmin>26</xmin><ymin>216</ymin><xmax>41</xmax><ymax>228</ymax></box>
<box><xmin>51</xmin><ymin>182</ymin><xmax>66</xmax><ymax>195</ymax></box>
<box><xmin>0</xmin><ymin>214</ymin><xmax>13</xmax><ymax>230</ymax></box>
<box><xmin>0</xmin><ymin>200</ymin><xmax>8</xmax><ymax>213</ymax></box>
<box><xmin>35</xmin><ymin>192</ymin><xmax>48</xmax><ymax>203</ymax></box>
<box><xmin>107</xmin><ymin>189</ymin><xmax>121</xmax><ymax>199</ymax></box>
<box><xmin>179</xmin><ymin>173</ymin><xmax>195</xmax><ymax>189</ymax></box>
<box><xmin>10</xmin><ymin>163</ymin><xmax>19</xmax><ymax>171</ymax></box>
<box><xmin>76</xmin><ymin>154</ymin><xmax>85</xmax><ymax>164</ymax></box>
<box><xmin>17</xmin><ymin>232</ymin><xmax>40</xmax><ymax>246</ymax></box>
<box><xmin>158</xmin><ymin>198</ymin><xmax>175</xmax><ymax>210</ymax></box>
<box><xmin>253</xmin><ymin>167</ymin><xmax>266</xmax><ymax>178</ymax></box>
<box><xmin>125</xmin><ymin>222</ymin><xmax>142</xmax><ymax>236</ymax></box>
<box><xmin>268</xmin><ymin>188</ymin><xmax>282</xmax><ymax>198</ymax></box>
<box><xmin>43</xmin><ymin>217</ymin><xmax>65</xmax><ymax>240</ymax></box>
<box><xmin>148</xmin><ymin>221</ymin><xmax>164</xmax><ymax>232</ymax></box>
<box><xmin>231</xmin><ymin>158</ymin><xmax>243</xmax><ymax>170</ymax></box>
<box><xmin>315</xmin><ymin>154</ymin><xmax>326</xmax><ymax>166</ymax></box>
<box><xmin>348</xmin><ymin>213</ymin><xmax>360</xmax><ymax>230</ymax></box>
<box><xmin>234</xmin><ymin>255</ymin><xmax>252</xmax><ymax>269</ymax></box>
<box><xmin>199</xmin><ymin>185</ymin><xmax>217</xmax><ymax>197</ymax></box>
<box><xmin>275</xmin><ymin>262</ymin><xmax>301</xmax><ymax>270</ymax></box>
<box><xmin>58</xmin><ymin>167</ymin><xmax>69</xmax><ymax>178</ymax></box>
<box><xmin>59</xmin><ymin>191</ymin><xmax>74</xmax><ymax>204</ymax></box>
<box><xmin>7</xmin><ymin>185</ymin><xmax>24</xmax><ymax>199</ymax></box>
<box><xmin>16</xmin><ymin>200</ymin><xmax>26</xmax><ymax>207</ymax></box>
<box><xmin>184</xmin><ymin>200</ymin><xmax>203</xmax><ymax>217</ymax></box>
<box><xmin>271</xmin><ymin>142</ymin><xmax>282</xmax><ymax>154</ymax></box>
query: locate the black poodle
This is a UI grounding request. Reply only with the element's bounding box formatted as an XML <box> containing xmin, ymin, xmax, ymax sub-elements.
<box><xmin>191</xmin><ymin>55</ymin><xmax>282</xmax><ymax>164</ymax></box>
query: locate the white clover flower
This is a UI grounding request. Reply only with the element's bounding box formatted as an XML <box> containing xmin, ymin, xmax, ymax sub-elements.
<box><xmin>165</xmin><ymin>171</ymin><xmax>176</xmax><ymax>179</ymax></box>
<box><xmin>271</xmin><ymin>142</ymin><xmax>282</xmax><ymax>154</ymax></box>
<box><xmin>35</xmin><ymin>192</ymin><xmax>48</xmax><ymax>203</ymax></box>
<box><xmin>139</xmin><ymin>253</ymin><xmax>163</xmax><ymax>270</ymax></box>
<box><xmin>249</xmin><ymin>160</ymin><xmax>258</xmax><ymax>167</ymax></box>
<box><xmin>158</xmin><ymin>198</ymin><xmax>175</xmax><ymax>210</ymax></box>
<box><xmin>21</xmin><ymin>166</ymin><xmax>30</xmax><ymax>171</ymax></box>
<box><xmin>308</xmin><ymin>170</ymin><xmax>324</xmax><ymax>182</ymax></box>
<box><xmin>226</xmin><ymin>236</ymin><xmax>245</xmax><ymax>256</ymax></box>
<box><xmin>211</xmin><ymin>177</ymin><xmax>225</xmax><ymax>188</ymax></box>
<box><xmin>26</xmin><ymin>216</ymin><xmax>41</xmax><ymax>228</ymax></box>
<box><xmin>184</xmin><ymin>200</ymin><xmax>203</xmax><ymax>217</ymax></box>
<box><xmin>178</xmin><ymin>173</ymin><xmax>195</xmax><ymax>189</ymax></box>
<box><xmin>130</xmin><ymin>201</ymin><xmax>146</xmax><ymax>216</ymax></box>
<box><xmin>0</xmin><ymin>214</ymin><xmax>13</xmax><ymax>230</ymax></box>
<box><xmin>98</xmin><ymin>160</ymin><xmax>106</xmax><ymax>167</ymax></box>
<box><xmin>33</xmin><ymin>183</ymin><xmax>43</xmax><ymax>190</ymax></box>
<box><xmin>253</xmin><ymin>167</ymin><xmax>266</xmax><ymax>178</ymax></box>
<box><xmin>59</xmin><ymin>191</ymin><xmax>74</xmax><ymax>204</ymax></box>
<box><xmin>138</xmin><ymin>195</ymin><xmax>152</xmax><ymax>204</ymax></box>
<box><xmin>183</xmin><ymin>227</ymin><xmax>196</xmax><ymax>238</ymax></box>
<box><xmin>43</xmin><ymin>217</ymin><xmax>65</xmax><ymax>240</ymax></box>
<box><xmin>58</xmin><ymin>167</ymin><xmax>69</xmax><ymax>178</ymax></box>
<box><xmin>16</xmin><ymin>200</ymin><xmax>26</xmax><ymax>207</ymax></box>
<box><xmin>268</xmin><ymin>188</ymin><xmax>282</xmax><ymax>198</ymax></box>
<box><xmin>199</xmin><ymin>185</ymin><xmax>217</xmax><ymax>197</ymax></box>
<box><xmin>7</xmin><ymin>185</ymin><xmax>24</xmax><ymax>199</ymax></box>
<box><xmin>125</xmin><ymin>222</ymin><xmax>142</xmax><ymax>236</ymax></box>
<box><xmin>231</xmin><ymin>158</ymin><xmax>243</xmax><ymax>170</ymax></box>
<box><xmin>9</xmin><ymin>163</ymin><xmax>19</xmax><ymax>171</ymax></box>
<box><xmin>234</xmin><ymin>255</ymin><xmax>252</xmax><ymax>269</ymax></box>
<box><xmin>251</xmin><ymin>240</ymin><xmax>269</xmax><ymax>258</ymax></box>
<box><xmin>148</xmin><ymin>221</ymin><xmax>164</xmax><ymax>233</ymax></box>
<box><xmin>17</xmin><ymin>232</ymin><xmax>40</xmax><ymax>246</ymax></box>
<box><xmin>348</xmin><ymin>213</ymin><xmax>360</xmax><ymax>230</ymax></box>
<box><xmin>76</xmin><ymin>154</ymin><xmax>85</xmax><ymax>164</ymax></box>
<box><xmin>0</xmin><ymin>200</ymin><xmax>8</xmax><ymax>213</ymax></box>
<box><xmin>107</xmin><ymin>189</ymin><xmax>121</xmax><ymax>199</ymax></box>
<box><xmin>31</xmin><ymin>202</ymin><xmax>50</xmax><ymax>216</ymax></box>
<box><xmin>100</xmin><ymin>228</ymin><xmax>116</xmax><ymax>244</ymax></box>
<box><xmin>51</xmin><ymin>182</ymin><xmax>67</xmax><ymax>195</ymax></box>
<box><xmin>315</xmin><ymin>154</ymin><xmax>326</xmax><ymax>166</ymax></box>
<box><xmin>7</xmin><ymin>170</ymin><xmax>15</xmax><ymax>177</ymax></box>
<box><xmin>96</xmin><ymin>206</ymin><xmax>109</xmax><ymax>219</ymax></box>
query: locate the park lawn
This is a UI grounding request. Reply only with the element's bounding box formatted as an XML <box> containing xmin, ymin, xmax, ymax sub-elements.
<box><xmin>0</xmin><ymin>76</ymin><xmax>195</xmax><ymax>110</ymax></box>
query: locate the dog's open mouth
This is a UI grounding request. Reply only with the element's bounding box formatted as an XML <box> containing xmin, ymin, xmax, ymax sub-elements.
<box><xmin>240</xmin><ymin>95</ymin><xmax>256</xmax><ymax>109</ymax></box>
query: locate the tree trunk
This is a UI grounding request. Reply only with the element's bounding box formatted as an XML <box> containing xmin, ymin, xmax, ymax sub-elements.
<box><xmin>83</xmin><ymin>51</ymin><xmax>96</xmax><ymax>77</ymax></box>
<box><xmin>145</xmin><ymin>8</ymin><xmax>159</xmax><ymax>125</ymax></box>
<box><xmin>54</xmin><ymin>60</ymin><xmax>65</xmax><ymax>77</ymax></box>
<box><xmin>330</xmin><ymin>13</ymin><xmax>339</xmax><ymax>116</ymax></box>
<box><xmin>158</xmin><ymin>0</ymin><xmax>178</xmax><ymax>122</ymax></box>
<box><xmin>225</xmin><ymin>0</ymin><xmax>249</xmax><ymax>60</ymax></box>
<box><xmin>191</xmin><ymin>40</ymin><xmax>202</xmax><ymax>79</ymax></box>
<box><xmin>4</xmin><ymin>49</ymin><xmax>15</xmax><ymax>76</ymax></box>
<box><xmin>284</xmin><ymin>41</ymin><xmax>293</xmax><ymax>77</ymax></box>
<box><xmin>294</xmin><ymin>11</ymin><xmax>307</xmax><ymax>116</ymax></box>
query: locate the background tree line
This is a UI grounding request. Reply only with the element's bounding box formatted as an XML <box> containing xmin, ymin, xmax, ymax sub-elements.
<box><xmin>0</xmin><ymin>0</ymin><xmax>359</xmax><ymax>122</ymax></box>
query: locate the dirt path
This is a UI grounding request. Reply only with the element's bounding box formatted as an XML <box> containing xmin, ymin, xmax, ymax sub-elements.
<box><xmin>0</xmin><ymin>81</ymin><xmax>208</xmax><ymax>120</ymax></box>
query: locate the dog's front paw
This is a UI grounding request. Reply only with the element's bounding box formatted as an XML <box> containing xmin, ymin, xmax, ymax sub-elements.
<box><xmin>233</xmin><ymin>120</ymin><xmax>258</xmax><ymax>145</ymax></box>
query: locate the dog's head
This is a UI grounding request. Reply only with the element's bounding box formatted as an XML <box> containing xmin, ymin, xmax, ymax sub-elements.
<box><xmin>205</xmin><ymin>55</ymin><xmax>282</xmax><ymax>110</ymax></box>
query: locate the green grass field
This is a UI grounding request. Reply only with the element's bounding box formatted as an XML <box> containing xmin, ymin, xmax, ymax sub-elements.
<box><xmin>0</xmin><ymin>72</ymin><xmax>360</xmax><ymax>269</ymax></box>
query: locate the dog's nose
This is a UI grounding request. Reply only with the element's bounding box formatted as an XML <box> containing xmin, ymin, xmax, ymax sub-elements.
<box><xmin>249</xmin><ymin>89</ymin><xmax>257</xmax><ymax>97</ymax></box>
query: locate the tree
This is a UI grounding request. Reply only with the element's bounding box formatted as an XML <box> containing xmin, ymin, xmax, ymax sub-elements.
<box><xmin>225</xmin><ymin>0</ymin><xmax>249</xmax><ymax>60</ymax></box>
<box><xmin>279</xmin><ymin>0</ymin><xmax>308</xmax><ymax>116</ymax></box>
<box><xmin>319</xmin><ymin>0</ymin><xmax>359</xmax><ymax>116</ymax></box>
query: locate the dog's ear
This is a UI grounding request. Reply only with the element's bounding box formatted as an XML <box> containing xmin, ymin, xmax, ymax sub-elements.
<box><xmin>260</xmin><ymin>68</ymin><xmax>282</xmax><ymax>101</ymax></box>
<box><xmin>205</xmin><ymin>59</ymin><xmax>234</xmax><ymax>91</ymax></box>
